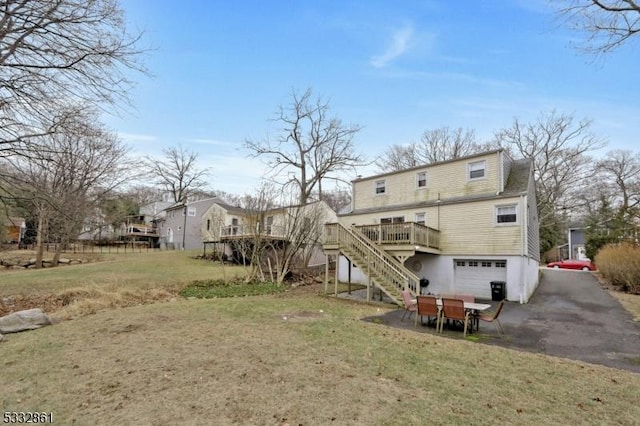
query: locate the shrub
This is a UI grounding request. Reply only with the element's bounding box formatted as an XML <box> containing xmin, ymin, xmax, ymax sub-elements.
<box><xmin>595</xmin><ymin>243</ymin><xmax>640</xmax><ymax>294</ymax></box>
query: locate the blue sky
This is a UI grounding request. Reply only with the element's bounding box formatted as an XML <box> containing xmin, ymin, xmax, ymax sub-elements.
<box><xmin>107</xmin><ymin>0</ymin><xmax>640</xmax><ymax>195</ymax></box>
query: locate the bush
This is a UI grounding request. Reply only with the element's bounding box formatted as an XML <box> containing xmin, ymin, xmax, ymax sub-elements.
<box><xmin>595</xmin><ymin>243</ymin><xmax>640</xmax><ymax>294</ymax></box>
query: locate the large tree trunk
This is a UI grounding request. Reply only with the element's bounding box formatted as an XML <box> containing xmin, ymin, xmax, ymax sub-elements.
<box><xmin>35</xmin><ymin>213</ymin><xmax>47</xmax><ymax>269</ymax></box>
<box><xmin>52</xmin><ymin>236</ymin><xmax>66</xmax><ymax>266</ymax></box>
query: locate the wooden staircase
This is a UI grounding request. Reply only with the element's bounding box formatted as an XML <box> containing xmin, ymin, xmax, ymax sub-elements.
<box><xmin>324</xmin><ymin>223</ymin><xmax>420</xmax><ymax>306</ymax></box>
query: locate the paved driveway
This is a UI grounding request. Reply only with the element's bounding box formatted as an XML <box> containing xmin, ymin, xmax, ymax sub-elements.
<box><xmin>489</xmin><ymin>268</ymin><xmax>640</xmax><ymax>373</ymax></box>
<box><xmin>359</xmin><ymin>268</ymin><xmax>640</xmax><ymax>373</ymax></box>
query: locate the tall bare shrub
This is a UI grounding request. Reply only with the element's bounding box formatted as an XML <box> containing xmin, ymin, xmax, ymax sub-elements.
<box><xmin>595</xmin><ymin>243</ymin><xmax>640</xmax><ymax>294</ymax></box>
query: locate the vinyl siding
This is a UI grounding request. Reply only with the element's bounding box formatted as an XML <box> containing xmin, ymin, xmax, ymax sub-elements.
<box><xmin>338</xmin><ymin>206</ymin><xmax>440</xmax><ymax>230</ymax></box>
<box><xmin>354</xmin><ymin>152</ymin><xmax>501</xmax><ymax>211</ymax></box>
<box><xmin>525</xmin><ymin>167</ymin><xmax>540</xmax><ymax>261</ymax></box>
<box><xmin>338</xmin><ymin>196</ymin><xmax>525</xmax><ymax>256</ymax></box>
<box><xmin>438</xmin><ymin>198</ymin><xmax>523</xmax><ymax>255</ymax></box>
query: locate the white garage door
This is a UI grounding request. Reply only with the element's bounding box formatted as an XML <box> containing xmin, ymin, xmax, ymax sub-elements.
<box><xmin>453</xmin><ymin>259</ymin><xmax>507</xmax><ymax>299</ymax></box>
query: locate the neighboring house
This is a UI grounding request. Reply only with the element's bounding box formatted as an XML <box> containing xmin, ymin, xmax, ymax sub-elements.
<box><xmin>568</xmin><ymin>227</ymin><xmax>588</xmax><ymax>260</ymax></box>
<box><xmin>202</xmin><ymin>199</ymin><xmax>338</xmax><ymax>265</ymax></box>
<box><xmin>159</xmin><ymin>197</ymin><xmax>220</xmax><ymax>250</ymax></box>
<box><xmin>119</xmin><ymin>200</ymin><xmax>174</xmax><ymax>247</ymax></box>
<box><xmin>323</xmin><ymin>149</ymin><xmax>540</xmax><ymax>305</ymax></box>
<box><xmin>2</xmin><ymin>216</ymin><xmax>26</xmax><ymax>243</ymax></box>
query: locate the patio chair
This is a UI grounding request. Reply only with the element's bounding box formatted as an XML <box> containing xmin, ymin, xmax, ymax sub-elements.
<box><xmin>454</xmin><ymin>293</ymin><xmax>475</xmax><ymax>303</ymax></box>
<box><xmin>415</xmin><ymin>295</ymin><xmax>441</xmax><ymax>329</ymax></box>
<box><xmin>401</xmin><ymin>290</ymin><xmax>417</xmax><ymax>322</ymax></box>
<box><xmin>478</xmin><ymin>300</ymin><xmax>505</xmax><ymax>335</ymax></box>
<box><xmin>439</xmin><ymin>298</ymin><xmax>471</xmax><ymax>337</ymax></box>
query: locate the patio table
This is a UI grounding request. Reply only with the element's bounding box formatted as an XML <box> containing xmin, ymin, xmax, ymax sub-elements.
<box><xmin>412</xmin><ymin>298</ymin><xmax>491</xmax><ymax>332</ymax></box>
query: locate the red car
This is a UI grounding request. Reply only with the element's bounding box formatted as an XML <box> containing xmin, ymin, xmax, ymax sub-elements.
<box><xmin>547</xmin><ymin>259</ymin><xmax>596</xmax><ymax>271</ymax></box>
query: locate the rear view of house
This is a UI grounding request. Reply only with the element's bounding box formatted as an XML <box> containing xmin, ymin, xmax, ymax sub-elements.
<box><xmin>323</xmin><ymin>149</ymin><xmax>540</xmax><ymax>305</ymax></box>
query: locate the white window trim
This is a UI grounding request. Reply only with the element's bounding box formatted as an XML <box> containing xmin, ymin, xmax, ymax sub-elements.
<box><xmin>416</xmin><ymin>171</ymin><xmax>427</xmax><ymax>189</ymax></box>
<box><xmin>495</xmin><ymin>204</ymin><xmax>518</xmax><ymax>226</ymax></box>
<box><xmin>415</xmin><ymin>212</ymin><xmax>426</xmax><ymax>225</ymax></box>
<box><xmin>375</xmin><ymin>179</ymin><xmax>386</xmax><ymax>195</ymax></box>
<box><xmin>468</xmin><ymin>160</ymin><xmax>487</xmax><ymax>181</ymax></box>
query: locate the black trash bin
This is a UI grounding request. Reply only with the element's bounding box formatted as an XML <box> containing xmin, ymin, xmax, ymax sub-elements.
<box><xmin>419</xmin><ymin>278</ymin><xmax>430</xmax><ymax>295</ymax></box>
<box><xmin>490</xmin><ymin>281</ymin><xmax>506</xmax><ymax>301</ymax></box>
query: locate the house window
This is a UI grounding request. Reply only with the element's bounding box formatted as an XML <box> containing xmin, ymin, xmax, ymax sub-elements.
<box><xmin>381</xmin><ymin>216</ymin><xmax>404</xmax><ymax>224</ymax></box>
<box><xmin>481</xmin><ymin>261</ymin><xmax>492</xmax><ymax>267</ymax></box>
<box><xmin>456</xmin><ymin>260</ymin><xmax>465</xmax><ymax>267</ymax></box>
<box><xmin>496</xmin><ymin>205</ymin><xmax>517</xmax><ymax>224</ymax></box>
<box><xmin>266</xmin><ymin>216</ymin><xmax>274</xmax><ymax>234</ymax></box>
<box><xmin>187</xmin><ymin>207</ymin><xmax>196</xmax><ymax>217</ymax></box>
<box><xmin>415</xmin><ymin>213</ymin><xmax>426</xmax><ymax>225</ymax></box>
<box><xmin>495</xmin><ymin>261</ymin><xmax>506</xmax><ymax>268</ymax></box>
<box><xmin>206</xmin><ymin>219</ymin><xmax>210</xmax><ymax>231</ymax></box>
<box><xmin>375</xmin><ymin>180</ymin><xmax>386</xmax><ymax>195</ymax></box>
<box><xmin>468</xmin><ymin>261</ymin><xmax>478</xmax><ymax>267</ymax></box>
<box><xmin>416</xmin><ymin>172</ymin><xmax>427</xmax><ymax>188</ymax></box>
<box><xmin>468</xmin><ymin>160</ymin><xmax>486</xmax><ymax>180</ymax></box>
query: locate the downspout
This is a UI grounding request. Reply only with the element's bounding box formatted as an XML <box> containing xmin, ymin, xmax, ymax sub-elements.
<box><xmin>520</xmin><ymin>194</ymin><xmax>527</xmax><ymax>304</ymax></box>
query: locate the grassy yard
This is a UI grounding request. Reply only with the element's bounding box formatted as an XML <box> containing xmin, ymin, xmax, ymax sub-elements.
<box><xmin>1</xmin><ymin>251</ymin><xmax>639</xmax><ymax>425</ymax></box>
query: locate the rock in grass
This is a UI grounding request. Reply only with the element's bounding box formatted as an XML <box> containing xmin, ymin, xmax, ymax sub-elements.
<box><xmin>0</xmin><ymin>308</ymin><xmax>52</xmax><ymax>334</ymax></box>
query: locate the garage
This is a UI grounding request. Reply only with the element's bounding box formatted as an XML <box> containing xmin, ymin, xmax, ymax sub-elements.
<box><xmin>453</xmin><ymin>259</ymin><xmax>507</xmax><ymax>299</ymax></box>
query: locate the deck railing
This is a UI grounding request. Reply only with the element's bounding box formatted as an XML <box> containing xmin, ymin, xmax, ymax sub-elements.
<box><xmin>354</xmin><ymin>222</ymin><xmax>440</xmax><ymax>249</ymax></box>
<box><xmin>220</xmin><ymin>224</ymin><xmax>286</xmax><ymax>238</ymax></box>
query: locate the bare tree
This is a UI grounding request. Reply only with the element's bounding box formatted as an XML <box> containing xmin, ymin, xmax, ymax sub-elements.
<box><xmin>0</xmin><ymin>0</ymin><xmax>145</xmax><ymax>159</ymax></box>
<box><xmin>596</xmin><ymin>149</ymin><xmax>640</xmax><ymax>218</ymax></box>
<box><xmin>320</xmin><ymin>188</ymin><xmax>351</xmax><ymax>214</ymax></box>
<box><xmin>376</xmin><ymin>127</ymin><xmax>492</xmax><ymax>173</ymax></box>
<box><xmin>265</xmin><ymin>200</ymin><xmax>330</xmax><ymax>283</ymax></box>
<box><xmin>245</xmin><ymin>88</ymin><xmax>365</xmax><ymax>204</ymax></box>
<box><xmin>495</xmin><ymin>111</ymin><xmax>605</xmax><ymax>214</ymax></box>
<box><xmin>556</xmin><ymin>0</ymin><xmax>640</xmax><ymax>53</ymax></box>
<box><xmin>145</xmin><ymin>145</ymin><xmax>211</xmax><ymax>203</ymax></box>
<box><xmin>494</xmin><ymin>111</ymin><xmax>605</xmax><ymax>253</ymax></box>
<box><xmin>420</xmin><ymin>127</ymin><xmax>487</xmax><ymax>163</ymax></box>
<box><xmin>3</xmin><ymin>106</ymin><xmax>131</xmax><ymax>267</ymax></box>
<box><xmin>375</xmin><ymin>143</ymin><xmax>422</xmax><ymax>172</ymax></box>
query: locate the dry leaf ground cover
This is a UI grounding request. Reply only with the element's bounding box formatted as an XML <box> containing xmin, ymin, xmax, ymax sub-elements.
<box><xmin>1</xmin><ymin>251</ymin><xmax>639</xmax><ymax>425</ymax></box>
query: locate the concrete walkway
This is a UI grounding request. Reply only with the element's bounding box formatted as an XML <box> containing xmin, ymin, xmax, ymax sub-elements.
<box><xmin>355</xmin><ymin>269</ymin><xmax>640</xmax><ymax>373</ymax></box>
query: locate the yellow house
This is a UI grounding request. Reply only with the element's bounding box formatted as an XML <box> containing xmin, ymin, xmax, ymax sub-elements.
<box><xmin>323</xmin><ymin>149</ymin><xmax>540</xmax><ymax>305</ymax></box>
<box><xmin>202</xmin><ymin>199</ymin><xmax>337</xmax><ymax>265</ymax></box>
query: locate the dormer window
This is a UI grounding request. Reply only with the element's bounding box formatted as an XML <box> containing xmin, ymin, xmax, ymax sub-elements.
<box><xmin>468</xmin><ymin>160</ymin><xmax>486</xmax><ymax>180</ymax></box>
<box><xmin>375</xmin><ymin>180</ymin><xmax>386</xmax><ymax>195</ymax></box>
<box><xmin>416</xmin><ymin>171</ymin><xmax>427</xmax><ymax>188</ymax></box>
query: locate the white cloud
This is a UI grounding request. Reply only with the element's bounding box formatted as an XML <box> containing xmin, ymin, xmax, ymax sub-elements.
<box><xmin>370</xmin><ymin>25</ymin><xmax>415</xmax><ymax>68</ymax></box>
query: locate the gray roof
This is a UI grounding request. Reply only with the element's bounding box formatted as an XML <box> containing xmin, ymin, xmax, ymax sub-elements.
<box><xmin>502</xmin><ymin>158</ymin><xmax>532</xmax><ymax>196</ymax></box>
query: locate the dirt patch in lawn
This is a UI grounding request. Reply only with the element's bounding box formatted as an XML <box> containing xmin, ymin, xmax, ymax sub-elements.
<box><xmin>0</xmin><ymin>287</ymin><xmax>178</xmax><ymax>319</ymax></box>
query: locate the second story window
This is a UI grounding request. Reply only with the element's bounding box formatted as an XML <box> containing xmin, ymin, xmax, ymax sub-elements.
<box><xmin>375</xmin><ymin>180</ymin><xmax>386</xmax><ymax>195</ymax></box>
<box><xmin>496</xmin><ymin>205</ymin><xmax>517</xmax><ymax>224</ymax></box>
<box><xmin>468</xmin><ymin>160</ymin><xmax>486</xmax><ymax>180</ymax></box>
<box><xmin>415</xmin><ymin>212</ymin><xmax>426</xmax><ymax>225</ymax></box>
<box><xmin>416</xmin><ymin>172</ymin><xmax>427</xmax><ymax>188</ymax></box>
